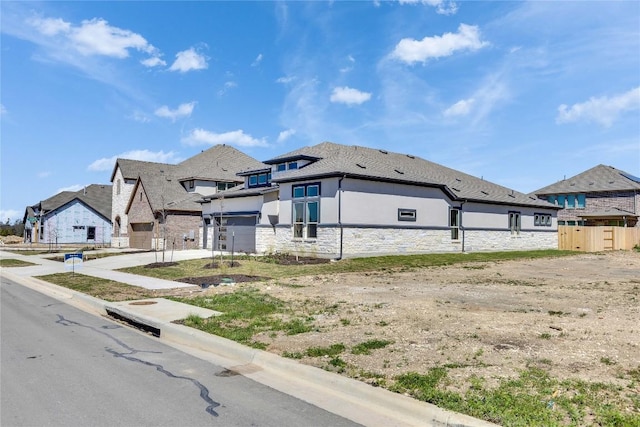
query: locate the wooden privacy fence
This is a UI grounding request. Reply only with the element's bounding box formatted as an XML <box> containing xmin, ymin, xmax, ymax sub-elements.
<box><xmin>558</xmin><ymin>226</ymin><xmax>640</xmax><ymax>251</ymax></box>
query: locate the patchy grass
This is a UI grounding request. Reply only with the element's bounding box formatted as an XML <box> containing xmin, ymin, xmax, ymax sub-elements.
<box><xmin>391</xmin><ymin>367</ymin><xmax>638</xmax><ymax>427</ymax></box>
<box><xmin>119</xmin><ymin>250</ymin><xmax>579</xmax><ymax>281</ymax></box>
<box><xmin>35</xmin><ymin>273</ymin><xmax>155</xmax><ymax>301</ymax></box>
<box><xmin>0</xmin><ymin>258</ymin><xmax>36</xmax><ymax>267</ymax></box>
<box><xmin>173</xmin><ymin>289</ymin><xmax>314</xmax><ymax>349</ymax></box>
<box><xmin>352</xmin><ymin>339</ymin><xmax>393</xmax><ymax>355</ymax></box>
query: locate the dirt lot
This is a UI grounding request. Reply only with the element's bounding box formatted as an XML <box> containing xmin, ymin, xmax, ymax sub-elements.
<box><xmin>172</xmin><ymin>251</ymin><xmax>640</xmax><ymax>397</ymax></box>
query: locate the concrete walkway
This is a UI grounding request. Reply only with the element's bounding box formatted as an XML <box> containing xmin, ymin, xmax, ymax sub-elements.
<box><xmin>0</xmin><ymin>248</ymin><xmax>497</xmax><ymax>427</ymax></box>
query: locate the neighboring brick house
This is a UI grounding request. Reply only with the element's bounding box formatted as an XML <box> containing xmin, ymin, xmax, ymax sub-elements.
<box><xmin>201</xmin><ymin>142</ymin><xmax>560</xmax><ymax>258</ymax></box>
<box><xmin>23</xmin><ymin>184</ymin><xmax>112</xmax><ymax>246</ymax></box>
<box><xmin>110</xmin><ymin>144</ymin><xmax>264</xmax><ymax>250</ymax></box>
<box><xmin>533</xmin><ymin>164</ymin><xmax>640</xmax><ymax>227</ymax></box>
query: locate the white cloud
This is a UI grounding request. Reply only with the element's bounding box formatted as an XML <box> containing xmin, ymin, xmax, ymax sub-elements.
<box><xmin>57</xmin><ymin>184</ymin><xmax>85</xmax><ymax>193</ymax></box>
<box><xmin>398</xmin><ymin>0</ymin><xmax>458</xmax><ymax>15</ymax></box>
<box><xmin>217</xmin><ymin>81</ymin><xmax>238</xmax><ymax>97</ymax></box>
<box><xmin>277</xmin><ymin>129</ymin><xmax>296</xmax><ymax>143</ymax></box>
<box><xmin>141</xmin><ymin>56</ymin><xmax>166</xmax><ymax>67</ymax></box>
<box><xmin>340</xmin><ymin>55</ymin><xmax>356</xmax><ymax>73</ymax></box>
<box><xmin>556</xmin><ymin>87</ymin><xmax>640</xmax><ymax>127</ymax></box>
<box><xmin>443</xmin><ymin>98</ymin><xmax>475</xmax><ymax>117</ymax></box>
<box><xmin>277</xmin><ymin>76</ymin><xmax>296</xmax><ymax>84</ymax></box>
<box><xmin>26</xmin><ymin>16</ymin><xmax>162</xmax><ymax>66</ymax></box>
<box><xmin>0</xmin><ymin>104</ymin><xmax>6</xmax><ymax>115</ymax></box>
<box><xmin>27</xmin><ymin>17</ymin><xmax>71</xmax><ymax>36</ymax></box>
<box><xmin>0</xmin><ymin>209</ymin><xmax>22</xmax><ymax>223</ymax></box>
<box><xmin>391</xmin><ymin>23</ymin><xmax>488</xmax><ymax>64</ymax></box>
<box><xmin>252</xmin><ymin>53</ymin><xmax>263</xmax><ymax>66</ymax></box>
<box><xmin>330</xmin><ymin>86</ymin><xmax>372</xmax><ymax>105</ymax></box>
<box><xmin>129</xmin><ymin>110</ymin><xmax>151</xmax><ymax>123</ymax></box>
<box><xmin>181</xmin><ymin>129</ymin><xmax>268</xmax><ymax>147</ymax></box>
<box><xmin>87</xmin><ymin>150</ymin><xmax>181</xmax><ymax>171</ymax></box>
<box><xmin>37</xmin><ymin>171</ymin><xmax>51</xmax><ymax>178</ymax></box>
<box><xmin>169</xmin><ymin>47</ymin><xmax>208</xmax><ymax>73</ymax></box>
<box><xmin>154</xmin><ymin>102</ymin><xmax>195</xmax><ymax>122</ymax></box>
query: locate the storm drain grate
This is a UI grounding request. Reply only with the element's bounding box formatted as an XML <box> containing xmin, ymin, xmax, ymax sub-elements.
<box><xmin>106</xmin><ymin>309</ymin><xmax>161</xmax><ymax>337</ymax></box>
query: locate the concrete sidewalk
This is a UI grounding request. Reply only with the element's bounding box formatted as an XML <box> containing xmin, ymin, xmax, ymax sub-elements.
<box><xmin>0</xmin><ymin>248</ymin><xmax>497</xmax><ymax>427</ymax></box>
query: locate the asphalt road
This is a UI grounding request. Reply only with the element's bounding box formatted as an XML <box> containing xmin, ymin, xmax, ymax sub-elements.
<box><xmin>1</xmin><ymin>278</ymin><xmax>360</xmax><ymax>427</ymax></box>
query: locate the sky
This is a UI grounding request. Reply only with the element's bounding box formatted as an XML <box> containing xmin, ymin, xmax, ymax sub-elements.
<box><xmin>1</xmin><ymin>1</ymin><xmax>639</xmax><ymax>224</ymax></box>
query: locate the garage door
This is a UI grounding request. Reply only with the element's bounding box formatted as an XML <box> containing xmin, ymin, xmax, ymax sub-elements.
<box><xmin>215</xmin><ymin>216</ymin><xmax>256</xmax><ymax>253</ymax></box>
<box><xmin>129</xmin><ymin>222</ymin><xmax>153</xmax><ymax>249</ymax></box>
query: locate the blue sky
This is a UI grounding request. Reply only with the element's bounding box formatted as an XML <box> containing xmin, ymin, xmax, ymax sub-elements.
<box><xmin>1</xmin><ymin>1</ymin><xmax>639</xmax><ymax>223</ymax></box>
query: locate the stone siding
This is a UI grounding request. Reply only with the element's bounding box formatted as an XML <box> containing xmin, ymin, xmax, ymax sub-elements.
<box><xmin>253</xmin><ymin>225</ymin><xmax>557</xmax><ymax>258</ymax></box>
<box><xmin>111</xmin><ymin>169</ymin><xmax>135</xmax><ymax>247</ymax></box>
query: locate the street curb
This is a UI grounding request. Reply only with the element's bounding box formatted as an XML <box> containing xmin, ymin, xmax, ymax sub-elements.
<box><xmin>3</xmin><ymin>270</ymin><xmax>497</xmax><ymax>427</ymax></box>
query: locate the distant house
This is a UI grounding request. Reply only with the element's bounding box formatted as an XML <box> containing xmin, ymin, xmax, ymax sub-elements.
<box><xmin>110</xmin><ymin>144</ymin><xmax>264</xmax><ymax>250</ymax></box>
<box><xmin>533</xmin><ymin>164</ymin><xmax>640</xmax><ymax>227</ymax></box>
<box><xmin>23</xmin><ymin>184</ymin><xmax>112</xmax><ymax>246</ymax></box>
<box><xmin>200</xmin><ymin>142</ymin><xmax>559</xmax><ymax>258</ymax></box>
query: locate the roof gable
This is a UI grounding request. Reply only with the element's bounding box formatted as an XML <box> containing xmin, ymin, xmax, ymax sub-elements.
<box><xmin>533</xmin><ymin>164</ymin><xmax>640</xmax><ymax>195</ymax></box>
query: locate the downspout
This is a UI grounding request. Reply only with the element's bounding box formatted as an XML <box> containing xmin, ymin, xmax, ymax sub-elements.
<box><xmin>337</xmin><ymin>175</ymin><xmax>346</xmax><ymax>260</ymax></box>
<box><xmin>460</xmin><ymin>199</ymin><xmax>467</xmax><ymax>253</ymax></box>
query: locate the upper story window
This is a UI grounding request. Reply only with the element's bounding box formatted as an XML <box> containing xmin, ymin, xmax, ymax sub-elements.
<box><xmin>187</xmin><ymin>180</ymin><xmax>195</xmax><ymax>190</ymax></box>
<box><xmin>275</xmin><ymin>161</ymin><xmax>299</xmax><ymax>172</ymax></box>
<box><xmin>217</xmin><ymin>182</ymin><xmax>235</xmax><ymax>191</ymax></box>
<box><xmin>547</xmin><ymin>194</ymin><xmax>586</xmax><ymax>209</ymax></box>
<box><xmin>116</xmin><ymin>179</ymin><xmax>121</xmax><ymax>195</ymax></box>
<box><xmin>248</xmin><ymin>172</ymin><xmax>271</xmax><ymax>188</ymax></box>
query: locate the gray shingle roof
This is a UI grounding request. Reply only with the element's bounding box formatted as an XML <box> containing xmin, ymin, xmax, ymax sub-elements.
<box><xmin>112</xmin><ymin>145</ymin><xmax>265</xmax><ymax>213</ymax></box>
<box><xmin>177</xmin><ymin>144</ymin><xmax>267</xmax><ymax>180</ymax></box>
<box><xmin>32</xmin><ymin>184</ymin><xmax>112</xmax><ymax>221</ymax></box>
<box><xmin>269</xmin><ymin>142</ymin><xmax>554</xmax><ymax>208</ymax></box>
<box><xmin>533</xmin><ymin>164</ymin><xmax>640</xmax><ymax>195</ymax></box>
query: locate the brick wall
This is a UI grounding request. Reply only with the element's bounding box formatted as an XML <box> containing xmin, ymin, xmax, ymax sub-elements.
<box><xmin>558</xmin><ymin>191</ymin><xmax>638</xmax><ymax>225</ymax></box>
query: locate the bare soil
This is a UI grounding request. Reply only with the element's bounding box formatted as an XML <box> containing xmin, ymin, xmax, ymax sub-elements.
<box><xmin>165</xmin><ymin>251</ymin><xmax>640</xmax><ymax>397</ymax></box>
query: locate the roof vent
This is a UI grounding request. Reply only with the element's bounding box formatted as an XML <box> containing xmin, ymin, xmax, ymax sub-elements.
<box><xmin>394</xmin><ymin>169</ymin><xmax>404</xmax><ymax>174</ymax></box>
<box><xmin>356</xmin><ymin>163</ymin><xmax>366</xmax><ymax>169</ymax></box>
<box><xmin>481</xmin><ymin>190</ymin><xmax>489</xmax><ymax>195</ymax></box>
<box><xmin>452</xmin><ymin>187</ymin><xmax>460</xmax><ymax>192</ymax></box>
<box><xmin>379</xmin><ymin>149</ymin><xmax>388</xmax><ymax>154</ymax></box>
<box><xmin>455</xmin><ymin>178</ymin><xmax>461</xmax><ymax>182</ymax></box>
<box><xmin>406</xmin><ymin>154</ymin><xmax>415</xmax><ymax>159</ymax></box>
<box><xmin>508</xmin><ymin>193</ymin><xmax>516</xmax><ymax>198</ymax></box>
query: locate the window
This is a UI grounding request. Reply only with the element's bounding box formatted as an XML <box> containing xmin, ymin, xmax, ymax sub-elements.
<box><xmin>116</xmin><ymin>179</ymin><xmax>121</xmax><ymax>195</ymax></box>
<box><xmin>576</xmin><ymin>194</ymin><xmax>586</xmax><ymax>208</ymax></box>
<box><xmin>398</xmin><ymin>209</ymin><xmax>416</xmax><ymax>222</ymax></box>
<box><xmin>450</xmin><ymin>209</ymin><xmax>460</xmax><ymax>240</ymax></box>
<box><xmin>509</xmin><ymin>211</ymin><xmax>521</xmax><ymax>235</ymax></box>
<box><xmin>187</xmin><ymin>180</ymin><xmax>195</xmax><ymax>190</ymax></box>
<box><xmin>87</xmin><ymin>227</ymin><xmax>96</xmax><ymax>240</ymax></box>
<box><xmin>288</xmin><ymin>162</ymin><xmax>298</xmax><ymax>170</ymax></box>
<box><xmin>277</xmin><ymin>163</ymin><xmax>286</xmax><ymax>172</ymax></box>
<box><xmin>534</xmin><ymin>213</ymin><xmax>552</xmax><ymax>226</ymax></box>
<box><xmin>292</xmin><ymin>183</ymin><xmax>320</xmax><ymax>239</ymax></box>
<box><xmin>248</xmin><ymin>173</ymin><xmax>270</xmax><ymax>188</ymax></box>
<box><xmin>547</xmin><ymin>195</ymin><xmax>556</xmax><ymax>205</ymax></box>
<box><xmin>567</xmin><ymin>195</ymin><xmax>575</xmax><ymax>208</ymax></box>
<box><xmin>217</xmin><ymin>182</ymin><xmax>235</xmax><ymax>191</ymax></box>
